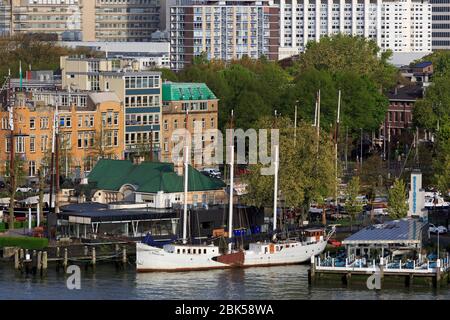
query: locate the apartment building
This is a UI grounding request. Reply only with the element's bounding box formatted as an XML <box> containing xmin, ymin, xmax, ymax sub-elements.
<box><xmin>430</xmin><ymin>0</ymin><xmax>450</xmax><ymax>49</ymax></box>
<box><xmin>277</xmin><ymin>0</ymin><xmax>432</xmax><ymax>59</ymax></box>
<box><xmin>161</xmin><ymin>82</ymin><xmax>219</xmax><ymax>169</ymax></box>
<box><xmin>0</xmin><ymin>0</ymin><xmax>160</xmax><ymax>42</ymax></box>
<box><xmin>0</xmin><ymin>91</ymin><xmax>124</xmax><ymax>180</ymax></box>
<box><xmin>60</xmin><ymin>56</ymin><xmax>162</xmax><ymax>159</ymax></box>
<box><xmin>169</xmin><ymin>0</ymin><xmax>280</xmax><ymax>71</ymax></box>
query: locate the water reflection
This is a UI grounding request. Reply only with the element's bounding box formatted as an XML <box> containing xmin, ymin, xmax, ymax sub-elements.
<box><xmin>0</xmin><ymin>263</ymin><xmax>449</xmax><ymax>300</ymax></box>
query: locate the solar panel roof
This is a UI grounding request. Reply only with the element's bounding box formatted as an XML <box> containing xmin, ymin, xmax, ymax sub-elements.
<box><xmin>342</xmin><ymin>219</ymin><xmax>425</xmax><ymax>244</ymax></box>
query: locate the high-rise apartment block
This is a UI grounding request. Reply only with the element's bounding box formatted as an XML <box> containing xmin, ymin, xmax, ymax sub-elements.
<box><xmin>0</xmin><ymin>0</ymin><xmax>161</xmax><ymax>41</ymax></box>
<box><xmin>277</xmin><ymin>0</ymin><xmax>432</xmax><ymax>59</ymax></box>
<box><xmin>169</xmin><ymin>0</ymin><xmax>279</xmax><ymax>70</ymax></box>
<box><xmin>169</xmin><ymin>0</ymin><xmax>432</xmax><ymax>67</ymax></box>
<box><xmin>430</xmin><ymin>0</ymin><xmax>450</xmax><ymax>50</ymax></box>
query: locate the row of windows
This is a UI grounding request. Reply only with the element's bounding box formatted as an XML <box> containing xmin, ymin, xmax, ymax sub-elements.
<box><xmin>175</xmin><ymin>248</ymin><xmax>211</xmax><ymax>255</ymax></box>
<box><xmin>125</xmin><ymin>113</ymin><xmax>159</xmax><ymax>126</ymax></box>
<box><xmin>162</xmin><ymin>118</ymin><xmax>215</xmax><ymax>130</ymax></box>
<box><xmin>125</xmin><ymin>131</ymin><xmax>159</xmax><ymax>145</ymax></box>
<box><xmin>124</xmin><ymin>95</ymin><xmax>159</xmax><ymax>108</ymax></box>
<box><xmin>124</xmin><ymin>76</ymin><xmax>160</xmax><ymax>89</ymax></box>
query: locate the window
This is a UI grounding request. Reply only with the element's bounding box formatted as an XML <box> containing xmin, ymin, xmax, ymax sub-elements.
<box><xmin>174</xmin><ymin>119</ymin><xmax>178</xmax><ymax>129</ymax></box>
<box><xmin>113</xmin><ymin>112</ymin><xmax>119</xmax><ymax>125</ymax></box>
<box><xmin>113</xmin><ymin>130</ymin><xmax>118</xmax><ymax>146</ymax></box>
<box><xmin>30</xmin><ymin>117</ymin><xmax>35</xmax><ymax>129</ymax></box>
<box><xmin>210</xmin><ymin>118</ymin><xmax>215</xmax><ymax>128</ymax></box>
<box><xmin>164</xmin><ymin>120</ymin><xmax>168</xmax><ymax>130</ymax></box>
<box><xmin>40</xmin><ymin>135</ymin><xmax>48</xmax><ymax>152</ymax></box>
<box><xmin>28</xmin><ymin>161</ymin><xmax>36</xmax><ymax>177</ymax></box>
<box><xmin>16</xmin><ymin>136</ymin><xmax>25</xmax><ymax>153</ymax></box>
<box><xmin>60</xmin><ymin>116</ymin><xmax>71</xmax><ymax>128</ymax></box>
<box><xmin>40</xmin><ymin>117</ymin><xmax>49</xmax><ymax>129</ymax></box>
<box><xmin>30</xmin><ymin>136</ymin><xmax>35</xmax><ymax>153</ymax></box>
<box><xmin>78</xmin><ymin>115</ymin><xmax>83</xmax><ymax>127</ymax></box>
<box><xmin>78</xmin><ymin>133</ymin><xmax>83</xmax><ymax>148</ymax></box>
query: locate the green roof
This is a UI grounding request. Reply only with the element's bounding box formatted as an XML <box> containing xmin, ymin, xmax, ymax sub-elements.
<box><xmin>88</xmin><ymin>159</ymin><xmax>225</xmax><ymax>193</ymax></box>
<box><xmin>162</xmin><ymin>82</ymin><xmax>217</xmax><ymax>101</ymax></box>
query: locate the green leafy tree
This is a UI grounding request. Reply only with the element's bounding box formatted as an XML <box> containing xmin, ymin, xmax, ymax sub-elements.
<box><xmin>387</xmin><ymin>179</ymin><xmax>408</xmax><ymax>219</ymax></box>
<box><xmin>2</xmin><ymin>155</ymin><xmax>27</xmax><ymax>230</ymax></box>
<box><xmin>293</xmin><ymin>34</ymin><xmax>397</xmax><ymax>89</ymax></box>
<box><xmin>242</xmin><ymin>116</ymin><xmax>336</xmax><ymax>223</ymax></box>
<box><xmin>345</xmin><ymin>176</ymin><xmax>363</xmax><ymax>231</ymax></box>
<box><xmin>433</xmin><ymin>123</ymin><xmax>450</xmax><ymax>197</ymax></box>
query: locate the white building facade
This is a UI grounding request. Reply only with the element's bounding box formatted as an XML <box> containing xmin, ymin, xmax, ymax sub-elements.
<box><xmin>276</xmin><ymin>0</ymin><xmax>432</xmax><ymax>59</ymax></box>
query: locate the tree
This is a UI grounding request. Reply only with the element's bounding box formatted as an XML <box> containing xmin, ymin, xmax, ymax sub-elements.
<box><xmin>433</xmin><ymin>122</ymin><xmax>450</xmax><ymax>197</ymax></box>
<box><xmin>3</xmin><ymin>155</ymin><xmax>26</xmax><ymax>230</ymax></box>
<box><xmin>387</xmin><ymin>179</ymin><xmax>408</xmax><ymax>219</ymax></box>
<box><xmin>345</xmin><ymin>176</ymin><xmax>363</xmax><ymax>231</ymax></box>
<box><xmin>242</xmin><ymin>116</ymin><xmax>336</xmax><ymax>223</ymax></box>
<box><xmin>413</xmin><ymin>74</ymin><xmax>450</xmax><ymax>131</ymax></box>
<box><xmin>294</xmin><ymin>34</ymin><xmax>397</xmax><ymax>89</ymax></box>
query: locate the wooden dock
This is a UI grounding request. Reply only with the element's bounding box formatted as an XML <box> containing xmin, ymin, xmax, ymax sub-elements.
<box><xmin>308</xmin><ymin>255</ymin><xmax>450</xmax><ymax>288</ymax></box>
<box><xmin>7</xmin><ymin>240</ymin><xmax>137</xmax><ymax>276</ymax></box>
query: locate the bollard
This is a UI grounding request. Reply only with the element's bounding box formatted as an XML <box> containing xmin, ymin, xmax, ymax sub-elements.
<box><xmin>122</xmin><ymin>246</ymin><xmax>127</xmax><ymax>266</ymax></box>
<box><xmin>92</xmin><ymin>247</ymin><xmax>96</xmax><ymax>268</ymax></box>
<box><xmin>14</xmin><ymin>249</ymin><xmax>19</xmax><ymax>270</ymax></box>
<box><xmin>31</xmin><ymin>251</ymin><xmax>37</xmax><ymax>275</ymax></box>
<box><xmin>63</xmin><ymin>248</ymin><xmax>68</xmax><ymax>271</ymax></box>
<box><xmin>84</xmin><ymin>246</ymin><xmax>88</xmax><ymax>256</ymax></box>
<box><xmin>42</xmin><ymin>251</ymin><xmax>48</xmax><ymax>276</ymax></box>
<box><xmin>37</xmin><ymin>251</ymin><xmax>42</xmax><ymax>274</ymax></box>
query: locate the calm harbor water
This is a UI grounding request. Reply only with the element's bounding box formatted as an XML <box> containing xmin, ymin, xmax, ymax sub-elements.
<box><xmin>0</xmin><ymin>263</ymin><xmax>449</xmax><ymax>300</ymax></box>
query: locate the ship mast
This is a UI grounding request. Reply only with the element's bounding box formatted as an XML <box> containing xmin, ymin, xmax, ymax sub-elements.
<box><xmin>335</xmin><ymin>90</ymin><xmax>341</xmax><ymax>210</ymax></box>
<box><xmin>228</xmin><ymin>144</ymin><xmax>234</xmax><ymax>253</ymax></box>
<box><xmin>272</xmin><ymin>145</ymin><xmax>279</xmax><ymax>242</ymax></box>
<box><xmin>182</xmin><ymin>106</ymin><xmax>189</xmax><ymax>244</ymax></box>
<box><xmin>7</xmin><ymin>69</ymin><xmax>15</xmax><ymax>229</ymax></box>
<box><xmin>182</xmin><ymin>145</ymin><xmax>189</xmax><ymax>244</ymax></box>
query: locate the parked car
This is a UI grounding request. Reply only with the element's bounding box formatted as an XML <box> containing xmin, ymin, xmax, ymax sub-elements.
<box><xmin>16</xmin><ymin>186</ymin><xmax>32</xmax><ymax>193</ymax></box>
<box><xmin>429</xmin><ymin>223</ymin><xmax>448</xmax><ymax>234</ymax></box>
<box><xmin>201</xmin><ymin>168</ymin><xmax>221</xmax><ymax>179</ymax></box>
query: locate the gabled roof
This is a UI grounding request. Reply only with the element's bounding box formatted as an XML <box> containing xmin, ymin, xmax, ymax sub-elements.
<box><xmin>88</xmin><ymin>159</ymin><xmax>225</xmax><ymax>193</ymax></box>
<box><xmin>162</xmin><ymin>82</ymin><xmax>217</xmax><ymax>101</ymax></box>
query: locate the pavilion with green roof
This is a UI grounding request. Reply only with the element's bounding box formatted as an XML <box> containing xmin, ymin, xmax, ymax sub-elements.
<box><xmin>87</xmin><ymin>159</ymin><xmax>226</xmax><ymax>208</ymax></box>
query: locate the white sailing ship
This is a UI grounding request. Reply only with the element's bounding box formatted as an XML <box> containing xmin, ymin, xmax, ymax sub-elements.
<box><xmin>237</xmin><ymin>145</ymin><xmax>333</xmax><ymax>267</ymax></box>
<box><xmin>136</xmin><ymin>144</ymin><xmax>334</xmax><ymax>271</ymax></box>
<box><xmin>136</xmin><ymin>146</ymin><xmax>230</xmax><ymax>272</ymax></box>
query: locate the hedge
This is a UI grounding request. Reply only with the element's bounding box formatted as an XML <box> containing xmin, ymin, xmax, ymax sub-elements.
<box><xmin>0</xmin><ymin>237</ymin><xmax>48</xmax><ymax>249</ymax></box>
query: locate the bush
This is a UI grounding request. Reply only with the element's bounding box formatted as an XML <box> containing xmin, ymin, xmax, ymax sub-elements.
<box><xmin>0</xmin><ymin>237</ymin><xmax>48</xmax><ymax>249</ymax></box>
<box><xmin>0</xmin><ymin>222</ymin><xmax>5</xmax><ymax>232</ymax></box>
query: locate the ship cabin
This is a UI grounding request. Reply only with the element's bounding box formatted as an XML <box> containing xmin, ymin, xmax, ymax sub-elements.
<box><xmin>164</xmin><ymin>244</ymin><xmax>219</xmax><ymax>255</ymax></box>
<box><xmin>248</xmin><ymin>241</ymin><xmax>301</xmax><ymax>254</ymax></box>
<box><xmin>305</xmin><ymin>229</ymin><xmax>324</xmax><ymax>243</ymax></box>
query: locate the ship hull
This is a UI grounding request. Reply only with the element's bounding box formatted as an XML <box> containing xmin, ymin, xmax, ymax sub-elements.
<box><xmin>136</xmin><ymin>243</ymin><xmax>230</xmax><ymax>272</ymax></box>
<box><xmin>242</xmin><ymin>240</ymin><xmax>327</xmax><ymax>267</ymax></box>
